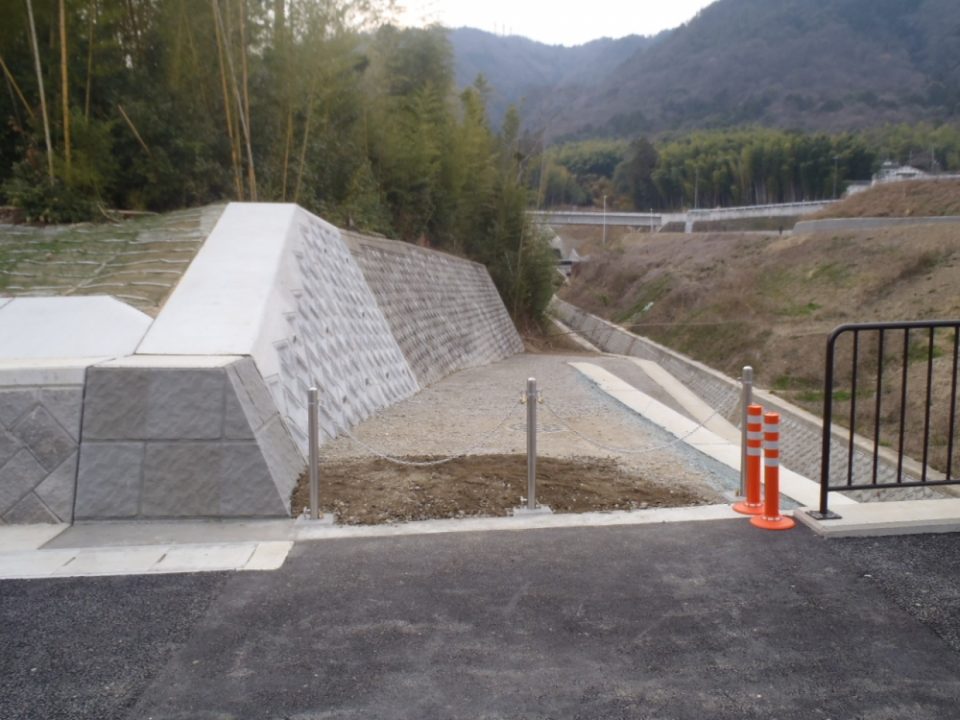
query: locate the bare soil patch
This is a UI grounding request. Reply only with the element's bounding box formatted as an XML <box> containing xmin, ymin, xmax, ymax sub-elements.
<box><xmin>291</xmin><ymin>454</ymin><xmax>710</xmax><ymax>525</ymax></box>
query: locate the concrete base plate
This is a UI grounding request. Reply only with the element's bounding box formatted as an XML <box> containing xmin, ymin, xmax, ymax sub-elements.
<box><xmin>796</xmin><ymin>498</ymin><xmax>960</xmax><ymax>537</ymax></box>
<box><xmin>512</xmin><ymin>506</ymin><xmax>554</xmax><ymax>517</ymax></box>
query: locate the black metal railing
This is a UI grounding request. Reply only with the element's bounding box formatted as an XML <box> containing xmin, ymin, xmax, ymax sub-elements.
<box><xmin>815</xmin><ymin>321</ymin><xmax>960</xmax><ymax>518</ymax></box>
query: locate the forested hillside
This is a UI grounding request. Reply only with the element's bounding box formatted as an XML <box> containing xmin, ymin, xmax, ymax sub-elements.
<box><xmin>457</xmin><ymin>0</ymin><xmax>960</xmax><ymax>140</ymax></box>
<box><xmin>0</xmin><ymin>1</ymin><xmax>557</xmax><ymax>321</ymax></box>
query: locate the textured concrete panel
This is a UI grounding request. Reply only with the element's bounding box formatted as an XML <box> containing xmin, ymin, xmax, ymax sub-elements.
<box><xmin>146</xmin><ymin>370</ymin><xmax>225</xmax><ymax>440</ymax></box>
<box><xmin>0</xmin><ymin>450</ymin><xmax>51</xmax><ymax>515</ymax></box>
<box><xmin>0</xmin><ymin>388</ymin><xmax>37</xmax><ymax>429</ymax></box>
<box><xmin>39</xmin><ymin>387</ymin><xmax>83</xmax><ymax>441</ymax></box>
<box><xmin>35</xmin><ymin>452</ymin><xmax>78</xmax><ymax>522</ymax></box>
<box><xmin>230</xmin><ymin>358</ymin><xmax>278</xmax><ymax>431</ymax></box>
<box><xmin>256</xmin><ymin>415</ymin><xmax>303</xmax><ymax>503</ymax></box>
<box><xmin>82</xmin><ymin>368</ymin><xmax>150</xmax><ymax>440</ymax></box>
<box><xmin>12</xmin><ymin>405</ymin><xmax>76</xmax><ymax>472</ymax></box>
<box><xmin>142</xmin><ymin>443</ymin><xmax>220</xmax><ymax>518</ymax></box>
<box><xmin>0</xmin><ymin>296</ymin><xmax>152</xmax><ymax>359</ymax></box>
<box><xmin>75</xmin><ymin>442</ymin><xmax>143</xmax><ymax>519</ymax></box>
<box><xmin>343</xmin><ymin>231</ymin><xmax>523</xmax><ymax>388</ymax></box>
<box><xmin>3</xmin><ymin>491</ymin><xmax>58</xmax><ymax>524</ymax></box>
<box><xmin>0</xmin><ymin>429</ymin><xmax>20</xmax><ymax>467</ymax></box>
<box><xmin>223</xmin><ymin>386</ymin><xmax>256</xmax><ymax>440</ymax></box>
<box><xmin>220</xmin><ymin>443</ymin><xmax>286</xmax><ymax>516</ymax></box>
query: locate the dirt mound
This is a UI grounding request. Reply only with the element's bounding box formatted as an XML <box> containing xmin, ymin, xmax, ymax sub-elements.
<box><xmin>291</xmin><ymin>454</ymin><xmax>711</xmax><ymax>524</ymax></box>
<box><xmin>815</xmin><ymin>179</ymin><xmax>960</xmax><ymax>219</ymax></box>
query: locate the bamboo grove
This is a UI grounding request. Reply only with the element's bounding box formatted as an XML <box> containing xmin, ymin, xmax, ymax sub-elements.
<box><xmin>0</xmin><ymin>0</ymin><xmax>558</xmax><ymax>322</ymax></box>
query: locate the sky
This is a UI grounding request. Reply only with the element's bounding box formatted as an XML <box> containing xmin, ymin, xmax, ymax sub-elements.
<box><xmin>399</xmin><ymin>0</ymin><xmax>717</xmax><ymax>47</ymax></box>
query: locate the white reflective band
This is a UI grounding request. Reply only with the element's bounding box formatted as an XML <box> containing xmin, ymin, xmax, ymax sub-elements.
<box><xmin>747</xmin><ymin>447</ymin><xmax>761</xmax><ymax>456</ymax></box>
<box><xmin>764</xmin><ymin>423</ymin><xmax>780</xmax><ymax>432</ymax></box>
<box><xmin>748</xmin><ymin>431</ymin><xmax>763</xmax><ymax>439</ymax></box>
<box><xmin>764</xmin><ymin>441</ymin><xmax>780</xmax><ymax>450</ymax></box>
<box><xmin>764</xmin><ymin>457</ymin><xmax>779</xmax><ymax>466</ymax></box>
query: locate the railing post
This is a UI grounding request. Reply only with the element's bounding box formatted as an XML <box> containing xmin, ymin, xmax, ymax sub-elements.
<box><xmin>739</xmin><ymin>366</ymin><xmax>753</xmax><ymax>496</ymax></box>
<box><xmin>308</xmin><ymin>387</ymin><xmax>319</xmax><ymax>521</ymax></box>
<box><xmin>527</xmin><ymin>378</ymin><xmax>537</xmax><ymax>510</ymax></box>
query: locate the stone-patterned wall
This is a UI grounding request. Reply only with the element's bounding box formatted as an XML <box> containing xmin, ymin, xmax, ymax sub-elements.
<box><xmin>75</xmin><ymin>357</ymin><xmax>302</xmax><ymax>520</ymax></box>
<box><xmin>343</xmin><ymin>232</ymin><xmax>524</xmax><ymax>388</ymax></box>
<box><xmin>551</xmin><ymin>297</ymin><xmax>942</xmax><ymax>502</ymax></box>
<box><xmin>269</xmin><ymin>213</ymin><xmax>421</xmax><ymax>452</ymax></box>
<box><xmin>0</xmin><ymin>384</ymin><xmax>81</xmax><ymax>524</ymax></box>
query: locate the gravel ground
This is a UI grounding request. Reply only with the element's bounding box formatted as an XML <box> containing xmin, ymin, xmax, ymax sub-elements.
<box><xmin>317</xmin><ymin>352</ymin><xmax>739</xmax><ymax>503</ymax></box>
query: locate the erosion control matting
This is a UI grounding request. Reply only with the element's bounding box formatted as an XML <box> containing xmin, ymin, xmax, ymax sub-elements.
<box><xmin>7</xmin><ymin>521</ymin><xmax>960</xmax><ymax>719</ymax></box>
<box><xmin>291</xmin><ymin>453</ymin><xmax>711</xmax><ymax>524</ymax></box>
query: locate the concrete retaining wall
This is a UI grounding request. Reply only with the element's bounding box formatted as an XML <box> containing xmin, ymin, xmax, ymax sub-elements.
<box><xmin>344</xmin><ymin>231</ymin><xmax>524</xmax><ymax>387</ymax></box>
<box><xmin>551</xmin><ymin>298</ymin><xmax>943</xmax><ymax>502</ymax></box>
<box><xmin>794</xmin><ymin>216</ymin><xmax>960</xmax><ymax>235</ymax></box>
<box><xmin>1</xmin><ymin>203</ymin><xmax>523</xmax><ymax>522</ymax></box>
<box><xmin>75</xmin><ymin>356</ymin><xmax>301</xmax><ymax>520</ymax></box>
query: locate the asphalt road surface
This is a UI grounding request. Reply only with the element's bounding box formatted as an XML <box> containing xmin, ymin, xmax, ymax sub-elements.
<box><xmin>4</xmin><ymin>520</ymin><xmax>960</xmax><ymax>719</ymax></box>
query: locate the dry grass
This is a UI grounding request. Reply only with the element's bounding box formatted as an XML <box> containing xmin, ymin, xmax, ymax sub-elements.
<box><xmin>814</xmin><ymin>179</ymin><xmax>960</xmax><ymax>219</ymax></box>
<box><xmin>559</xmin><ymin>224</ymin><xmax>960</xmax><ymax>473</ymax></box>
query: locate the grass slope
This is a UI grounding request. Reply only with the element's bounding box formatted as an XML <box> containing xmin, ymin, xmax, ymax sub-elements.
<box><xmin>816</xmin><ymin>178</ymin><xmax>960</xmax><ymax>218</ymax></box>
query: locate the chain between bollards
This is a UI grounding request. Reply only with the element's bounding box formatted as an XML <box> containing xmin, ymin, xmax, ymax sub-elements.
<box><xmin>308</xmin><ymin>387</ymin><xmax>320</xmax><ymax>521</ymax></box>
<box><xmin>739</xmin><ymin>366</ymin><xmax>753</xmax><ymax>496</ymax></box>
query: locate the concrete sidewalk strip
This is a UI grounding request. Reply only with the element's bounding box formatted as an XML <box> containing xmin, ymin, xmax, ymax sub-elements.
<box><xmin>797</xmin><ymin>498</ymin><xmax>960</xmax><ymax>537</ymax></box>
<box><xmin>296</xmin><ymin>504</ymin><xmax>742</xmax><ymax>541</ymax></box>
<box><xmin>0</xmin><ymin>549</ymin><xmax>77</xmax><ymax>578</ymax></box>
<box><xmin>0</xmin><ymin>523</ymin><xmax>69</xmax><ymax>551</ymax></box>
<box><xmin>150</xmin><ymin>543</ymin><xmax>257</xmax><ymax>573</ymax></box>
<box><xmin>0</xmin><ymin>540</ymin><xmax>294</xmax><ymax>579</ymax></box>
<box><xmin>630</xmin><ymin>357</ymin><xmax>742</xmax><ymax>444</ymax></box>
<box><xmin>567</xmin><ymin>361</ymin><xmax>857</xmax><ymax>509</ymax></box>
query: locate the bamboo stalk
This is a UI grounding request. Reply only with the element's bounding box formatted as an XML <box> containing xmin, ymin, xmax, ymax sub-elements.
<box><xmin>215</xmin><ymin>0</ymin><xmax>255</xmax><ymax>204</ymax></box>
<box><xmin>0</xmin><ymin>51</ymin><xmax>36</xmax><ymax>119</ymax></box>
<box><xmin>60</xmin><ymin>0</ymin><xmax>71</xmax><ymax>171</ymax></box>
<box><xmin>84</xmin><ymin>0</ymin><xmax>95</xmax><ymax>120</ymax></box>
<box><xmin>238</xmin><ymin>0</ymin><xmax>256</xmax><ymax>200</ymax></box>
<box><xmin>25</xmin><ymin>0</ymin><xmax>54</xmax><ymax>181</ymax></box>
<box><xmin>212</xmin><ymin>0</ymin><xmax>242</xmax><ymax>199</ymax></box>
<box><xmin>294</xmin><ymin>87</ymin><xmax>316</xmax><ymax>205</ymax></box>
<box><xmin>281</xmin><ymin>103</ymin><xmax>293</xmax><ymax>201</ymax></box>
<box><xmin>118</xmin><ymin>104</ymin><xmax>152</xmax><ymax>158</ymax></box>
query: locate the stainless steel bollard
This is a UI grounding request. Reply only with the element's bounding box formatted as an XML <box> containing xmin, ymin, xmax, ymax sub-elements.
<box><xmin>308</xmin><ymin>387</ymin><xmax>319</xmax><ymax>521</ymax></box>
<box><xmin>739</xmin><ymin>367</ymin><xmax>753</xmax><ymax>496</ymax></box>
<box><xmin>527</xmin><ymin>378</ymin><xmax>537</xmax><ymax>510</ymax></box>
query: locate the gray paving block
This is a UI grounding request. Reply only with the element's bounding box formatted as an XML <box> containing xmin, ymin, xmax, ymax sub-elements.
<box><xmin>223</xmin><ymin>377</ymin><xmax>256</xmax><ymax>441</ymax></box>
<box><xmin>0</xmin><ymin>449</ymin><xmax>48</xmax><ymax>515</ymax></box>
<box><xmin>0</xmin><ymin>429</ymin><xmax>22</xmax><ymax>467</ymax></box>
<box><xmin>3</xmin><ymin>490</ymin><xmax>59</xmax><ymax>524</ymax></box>
<box><xmin>39</xmin><ymin>387</ymin><xmax>84</xmax><ymax>441</ymax></box>
<box><xmin>12</xmin><ymin>405</ymin><xmax>77</xmax><ymax>472</ymax></box>
<box><xmin>35</xmin><ymin>452</ymin><xmax>78</xmax><ymax>523</ymax></box>
<box><xmin>0</xmin><ymin>389</ymin><xmax>38</xmax><ymax>429</ymax></box>
<box><xmin>75</xmin><ymin>442</ymin><xmax>144</xmax><ymax>519</ymax></box>
<box><xmin>82</xmin><ymin>368</ymin><xmax>149</xmax><ymax>440</ymax></box>
<box><xmin>142</xmin><ymin>443</ymin><xmax>220</xmax><ymax>517</ymax></box>
<box><xmin>146</xmin><ymin>370</ymin><xmax>225</xmax><ymax>440</ymax></box>
<box><xmin>256</xmin><ymin>415</ymin><xmax>304</xmax><ymax>502</ymax></box>
<box><xmin>220</xmin><ymin>443</ymin><xmax>287</xmax><ymax>516</ymax></box>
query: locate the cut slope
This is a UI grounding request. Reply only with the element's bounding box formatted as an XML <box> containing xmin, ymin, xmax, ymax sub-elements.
<box><xmin>814</xmin><ymin>179</ymin><xmax>960</xmax><ymax>218</ymax></box>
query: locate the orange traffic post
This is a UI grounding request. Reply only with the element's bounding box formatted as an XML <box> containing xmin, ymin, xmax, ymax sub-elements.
<box><xmin>734</xmin><ymin>404</ymin><xmax>764</xmax><ymax>515</ymax></box>
<box><xmin>750</xmin><ymin>412</ymin><xmax>795</xmax><ymax>531</ymax></box>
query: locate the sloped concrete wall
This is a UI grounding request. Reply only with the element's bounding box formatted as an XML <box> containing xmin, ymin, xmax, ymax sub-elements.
<box><xmin>75</xmin><ymin>356</ymin><xmax>301</xmax><ymax>520</ymax></box>
<box><xmin>343</xmin><ymin>231</ymin><xmax>524</xmax><ymax>387</ymax></box>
